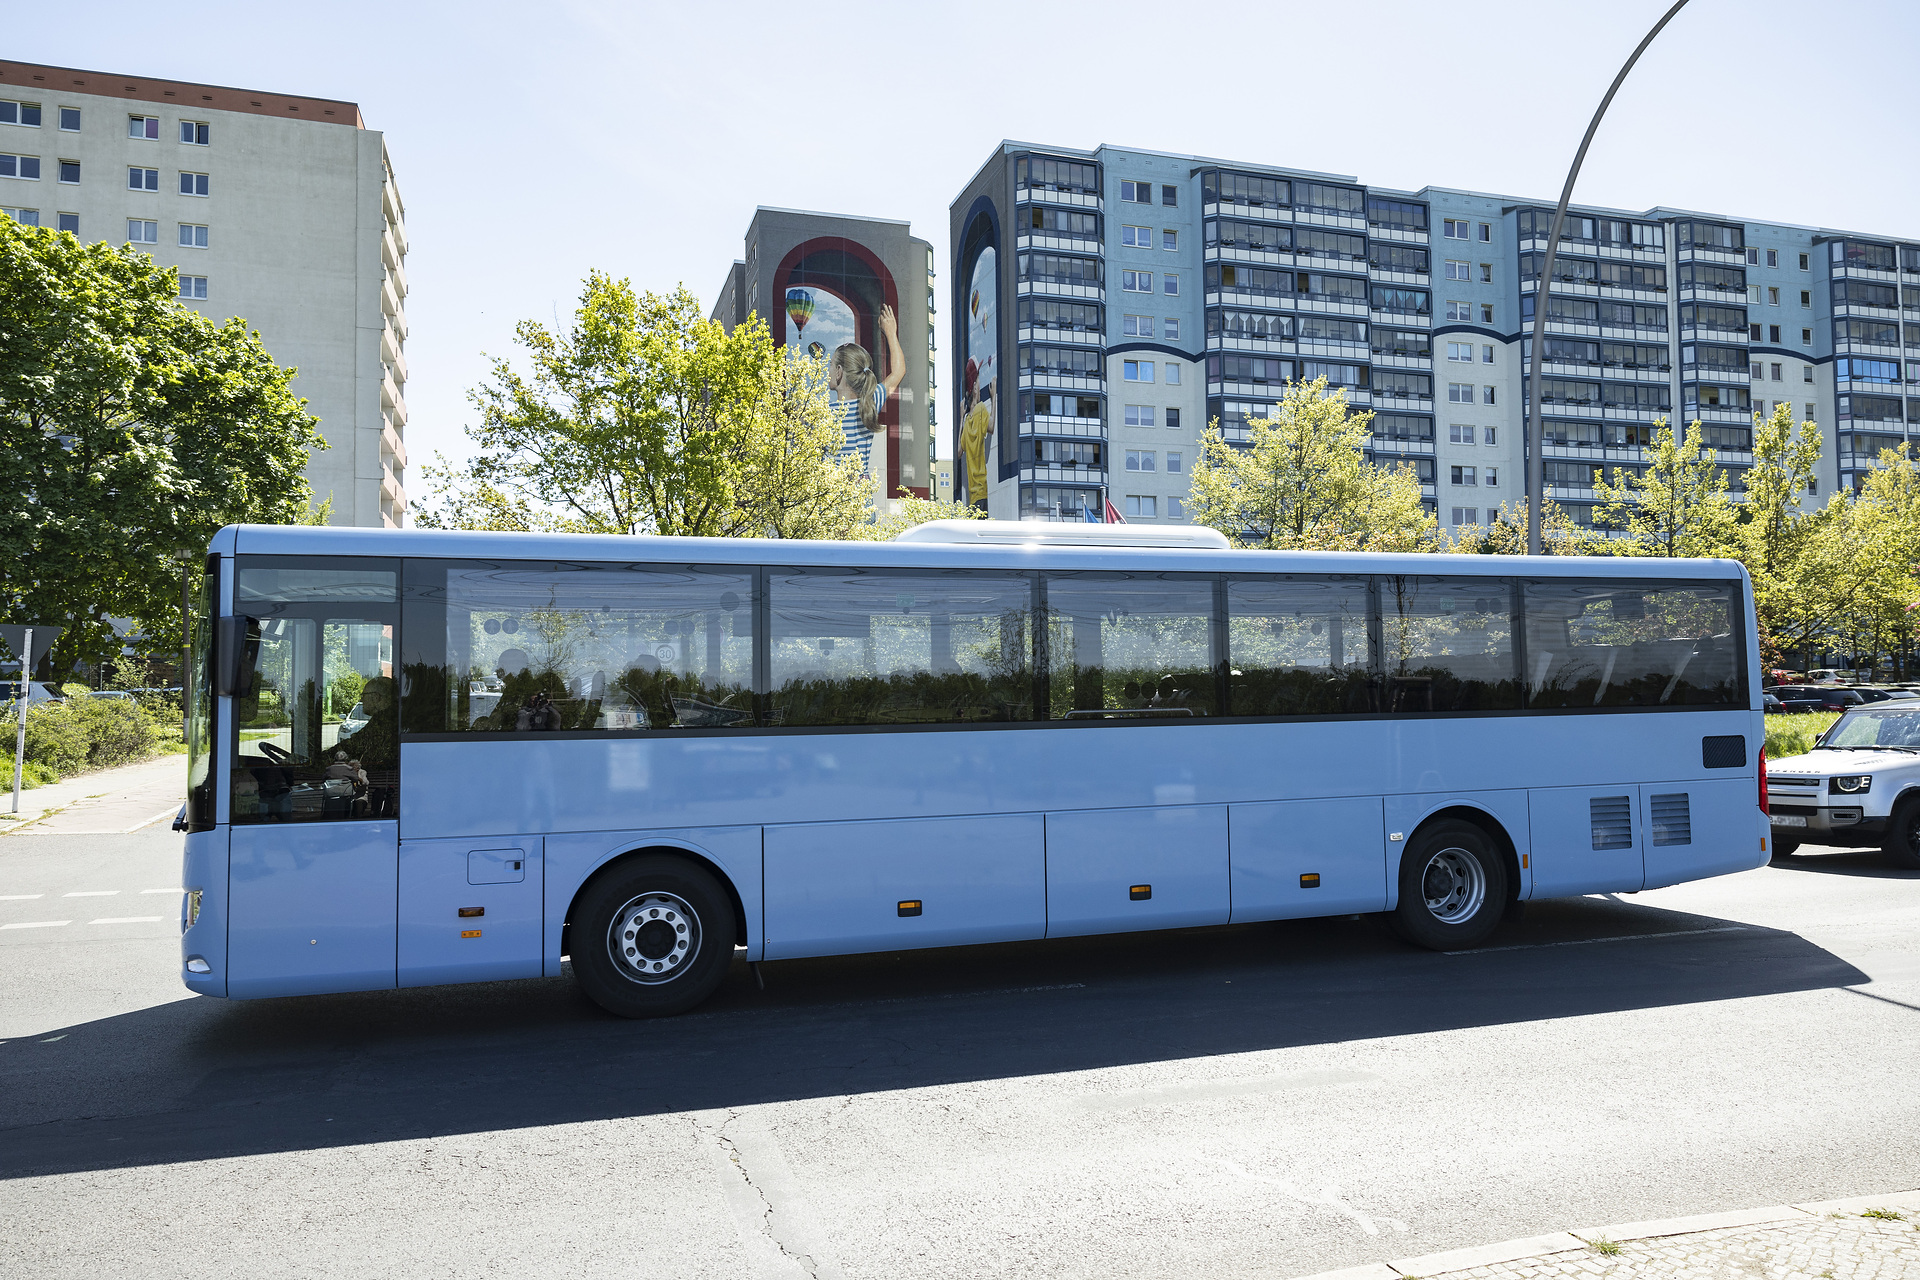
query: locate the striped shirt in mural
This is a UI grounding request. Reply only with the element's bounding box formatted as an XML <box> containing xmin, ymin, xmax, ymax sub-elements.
<box><xmin>832</xmin><ymin>385</ymin><xmax>887</xmax><ymax>473</ymax></box>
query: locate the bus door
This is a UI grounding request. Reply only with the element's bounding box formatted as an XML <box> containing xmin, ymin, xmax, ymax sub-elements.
<box><xmin>225</xmin><ymin>558</ymin><xmax>400</xmax><ymax>999</ymax></box>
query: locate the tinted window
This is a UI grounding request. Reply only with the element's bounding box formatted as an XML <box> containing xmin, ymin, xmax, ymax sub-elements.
<box><xmin>1379</xmin><ymin>576</ymin><xmax>1520</xmax><ymax>712</ymax></box>
<box><xmin>768</xmin><ymin>569</ymin><xmax>1034</xmax><ymax>726</ymax></box>
<box><xmin>1043</xmin><ymin>574</ymin><xmax>1216</xmax><ymax>719</ymax></box>
<box><xmin>1522</xmin><ymin>581</ymin><xmax>1741</xmax><ymax>707</ymax></box>
<box><xmin>1226</xmin><ymin>576</ymin><xmax>1372</xmax><ymax>715</ymax></box>
<box><xmin>402</xmin><ymin>561</ymin><xmax>755</xmax><ymax>733</ymax></box>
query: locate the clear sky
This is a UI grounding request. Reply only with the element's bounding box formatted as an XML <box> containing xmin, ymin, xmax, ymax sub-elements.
<box><xmin>15</xmin><ymin>0</ymin><xmax>1919</xmax><ymax>491</ymax></box>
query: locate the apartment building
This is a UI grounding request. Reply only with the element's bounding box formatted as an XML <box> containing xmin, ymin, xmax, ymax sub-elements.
<box><xmin>0</xmin><ymin>61</ymin><xmax>410</xmax><ymax>527</ymax></box>
<box><xmin>713</xmin><ymin>207</ymin><xmax>937</xmax><ymax>504</ymax></box>
<box><xmin>951</xmin><ymin>140</ymin><xmax>1918</xmax><ymax>528</ymax></box>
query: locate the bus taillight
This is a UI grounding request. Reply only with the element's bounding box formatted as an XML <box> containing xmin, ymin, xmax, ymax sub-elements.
<box><xmin>1759</xmin><ymin>748</ymin><xmax>1769</xmax><ymax>815</ymax></box>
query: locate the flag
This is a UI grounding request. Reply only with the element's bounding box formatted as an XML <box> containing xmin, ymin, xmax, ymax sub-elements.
<box><xmin>1083</xmin><ymin>504</ymin><xmax>1099</xmax><ymax>523</ymax></box>
<box><xmin>1105</xmin><ymin>498</ymin><xmax>1127</xmax><ymax>524</ymax></box>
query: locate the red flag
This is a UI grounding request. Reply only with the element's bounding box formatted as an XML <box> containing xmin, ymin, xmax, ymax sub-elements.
<box><xmin>1105</xmin><ymin>498</ymin><xmax>1126</xmax><ymax>524</ymax></box>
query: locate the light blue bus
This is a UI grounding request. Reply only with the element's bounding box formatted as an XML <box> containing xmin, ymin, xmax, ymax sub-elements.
<box><xmin>177</xmin><ymin>521</ymin><xmax>1768</xmax><ymax>1017</ymax></box>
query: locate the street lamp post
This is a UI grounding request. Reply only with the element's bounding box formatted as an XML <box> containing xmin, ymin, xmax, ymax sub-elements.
<box><xmin>1526</xmin><ymin>0</ymin><xmax>1693</xmax><ymax>554</ymax></box>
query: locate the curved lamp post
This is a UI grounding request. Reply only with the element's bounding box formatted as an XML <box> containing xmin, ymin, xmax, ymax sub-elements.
<box><xmin>1526</xmin><ymin>0</ymin><xmax>1693</xmax><ymax>554</ymax></box>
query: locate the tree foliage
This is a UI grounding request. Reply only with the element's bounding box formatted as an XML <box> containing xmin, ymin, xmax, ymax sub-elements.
<box><xmin>419</xmin><ymin>276</ymin><xmax>874</xmax><ymax>539</ymax></box>
<box><xmin>1592</xmin><ymin>418</ymin><xmax>1737</xmax><ymax>558</ymax></box>
<box><xmin>1448</xmin><ymin>497</ymin><xmax>1595</xmax><ymax>555</ymax></box>
<box><xmin>1187</xmin><ymin>377</ymin><xmax>1437</xmax><ymax>551</ymax></box>
<box><xmin>0</xmin><ymin>220</ymin><xmax>323</xmax><ymax>678</ymax></box>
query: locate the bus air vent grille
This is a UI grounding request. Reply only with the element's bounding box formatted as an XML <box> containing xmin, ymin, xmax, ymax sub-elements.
<box><xmin>1590</xmin><ymin>796</ymin><xmax>1633</xmax><ymax>850</ymax></box>
<box><xmin>1651</xmin><ymin>792</ymin><xmax>1692</xmax><ymax>846</ymax></box>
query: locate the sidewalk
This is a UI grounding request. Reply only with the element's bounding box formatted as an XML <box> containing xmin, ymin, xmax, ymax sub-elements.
<box><xmin>1300</xmin><ymin>1191</ymin><xmax>1920</xmax><ymax>1280</ymax></box>
<box><xmin>0</xmin><ymin>754</ymin><xmax>186</xmax><ymax>836</ymax></box>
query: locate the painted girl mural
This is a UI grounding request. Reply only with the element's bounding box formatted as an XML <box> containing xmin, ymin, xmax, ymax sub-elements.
<box><xmin>827</xmin><ymin>303</ymin><xmax>905</xmax><ymax>474</ymax></box>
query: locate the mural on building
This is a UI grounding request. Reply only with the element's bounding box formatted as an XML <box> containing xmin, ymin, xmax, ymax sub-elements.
<box><xmin>773</xmin><ymin>239</ymin><xmax>902</xmax><ymax>478</ymax></box>
<box><xmin>957</xmin><ymin>229</ymin><xmax>999</xmax><ymax>511</ymax></box>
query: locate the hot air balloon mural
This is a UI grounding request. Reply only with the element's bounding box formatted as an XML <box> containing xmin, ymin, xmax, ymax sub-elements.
<box><xmin>785</xmin><ymin>289</ymin><xmax>814</xmax><ymax>338</ymax></box>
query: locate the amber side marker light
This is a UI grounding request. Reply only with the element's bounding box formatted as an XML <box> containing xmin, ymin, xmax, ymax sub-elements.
<box><xmin>1129</xmin><ymin>884</ymin><xmax>1152</xmax><ymax>901</ymax></box>
<box><xmin>1299</xmin><ymin>873</ymin><xmax>1321</xmax><ymax>889</ymax></box>
<box><xmin>460</xmin><ymin>929</ymin><xmax>482</xmax><ymax>939</ymax></box>
<box><xmin>897</xmin><ymin>900</ymin><xmax>922</xmax><ymax>917</ymax></box>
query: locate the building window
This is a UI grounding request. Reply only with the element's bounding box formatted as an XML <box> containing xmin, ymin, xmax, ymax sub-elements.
<box><xmin>1445</xmin><ymin>260</ymin><xmax>1471</xmax><ymax>281</ymax></box>
<box><xmin>1750</xmin><ymin>361</ymin><xmax>1764</xmax><ymax>379</ymax></box>
<box><xmin>1124</xmin><ymin>360</ymin><xmax>1155</xmax><ymax>382</ymax></box>
<box><xmin>1121</xmin><ymin>270</ymin><xmax>1153</xmax><ymax>293</ymax></box>
<box><xmin>1770</xmin><ymin>363</ymin><xmax>1783</xmax><ymax>381</ymax></box>
<box><xmin>1125</xmin><ymin>450</ymin><xmax>1156</xmax><ymax>472</ymax></box>
<box><xmin>1797</xmin><ymin>289</ymin><xmax>1811</xmax><ymax>308</ymax></box>
<box><xmin>1165</xmin><ymin>408</ymin><xmax>1180</xmax><ymax>430</ymax></box>
<box><xmin>1123</xmin><ymin>314</ymin><xmax>1153</xmax><ymax>337</ymax></box>
<box><xmin>1749</xmin><ymin>323</ymin><xmax>1762</xmax><ymax>341</ymax></box>
<box><xmin>1443</xmin><ymin>219</ymin><xmax>1469</xmax><ymax>240</ymax></box>
<box><xmin>1162</xmin><ymin>273</ymin><xmax>1179</xmax><ymax>295</ymax></box>
<box><xmin>1767</xmin><ymin>286</ymin><xmax>1780</xmax><ymax>306</ymax></box>
<box><xmin>1482</xmin><ymin>385</ymin><xmax>1496</xmax><ymax>405</ymax></box>
<box><xmin>1121</xmin><ymin>225</ymin><xmax>1152</xmax><ymax>248</ymax></box>
<box><xmin>58</xmin><ymin>107</ymin><xmax>79</xmax><ymax>132</ymax></box>
<box><xmin>179</xmin><ymin>171</ymin><xmax>209</xmax><ymax>197</ymax></box>
<box><xmin>1769</xmin><ymin>324</ymin><xmax>1781</xmax><ymax>343</ymax></box>
<box><xmin>1767</xmin><ymin>249</ymin><xmax>1778</xmax><ymax>268</ymax></box>
<box><xmin>1478</xmin><ymin>223</ymin><xmax>1492</xmax><ymax>242</ymax></box>
<box><xmin>1448</xmin><ymin>383</ymin><xmax>1474</xmax><ymax>403</ymax></box>
<box><xmin>3</xmin><ymin>207</ymin><xmax>39</xmax><ymax>226</ymax></box>
<box><xmin>128</xmin><ymin>166</ymin><xmax>158</xmax><ymax>191</ymax></box>
<box><xmin>179</xmin><ymin>120</ymin><xmax>210</xmax><ymax>145</ymax></box>
<box><xmin>1167</xmin><ymin>496</ymin><xmax>1186</xmax><ymax>519</ymax></box>
<box><xmin>1484</xmin><ymin>426</ymin><xmax>1497</xmax><ymax>445</ymax></box>
<box><xmin>1479</xmin><ymin>263</ymin><xmax>1493</xmax><ymax>283</ymax></box>
<box><xmin>1</xmin><ymin>154</ymin><xmax>41</xmax><ymax>180</ymax></box>
<box><xmin>1801</xmin><ymin>328</ymin><xmax>1812</xmax><ymax>344</ymax></box>
<box><xmin>57</xmin><ymin>159</ymin><xmax>78</xmax><ymax>184</ymax></box>
<box><xmin>1165</xmin><ymin>362</ymin><xmax>1181</xmax><ymax>386</ymax></box>
<box><xmin>1161</xmin><ymin>184</ymin><xmax>1177</xmax><ymax>207</ymax></box>
<box><xmin>1451</xmin><ymin>507</ymin><xmax>1479</xmax><ymax>525</ymax></box>
<box><xmin>128</xmin><ymin>115</ymin><xmax>160</xmax><ymax>140</ymax></box>
<box><xmin>1803</xmin><ymin>366</ymin><xmax>1813</xmax><ymax>383</ymax></box>
<box><xmin>179</xmin><ymin>222</ymin><xmax>208</xmax><ymax>248</ymax></box>
<box><xmin>1124</xmin><ymin>404</ymin><xmax>1155</xmax><ymax>427</ymax></box>
<box><xmin>1799</xmin><ymin>253</ymin><xmax>1810</xmax><ymax>270</ymax></box>
<box><xmin>1</xmin><ymin>101</ymin><xmax>45</xmax><ymax>128</ymax></box>
<box><xmin>1481</xmin><ymin>344</ymin><xmax>1495</xmax><ymax>364</ymax></box>
<box><xmin>1485</xmin><ymin>467</ymin><xmax>1498</xmax><ymax>487</ymax></box>
<box><xmin>1746</xmin><ymin>248</ymin><xmax>1759</xmax><ymax>266</ymax></box>
<box><xmin>179</xmin><ymin>275</ymin><xmax>207</xmax><ymax>300</ymax></box>
<box><xmin>1445</xmin><ymin>300</ymin><xmax>1470</xmax><ymax>322</ymax></box>
<box><xmin>1451</xmin><ymin>466</ymin><xmax>1477</xmax><ymax>486</ymax></box>
<box><xmin>1120</xmin><ymin>180</ymin><xmax>1151</xmax><ymax>204</ymax></box>
<box><xmin>1125</xmin><ymin>495</ymin><xmax>1157</xmax><ymax>517</ymax></box>
<box><xmin>57</xmin><ymin>211</ymin><xmax>77</xmax><ymax>233</ymax></box>
<box><xmin>1805</xmin><ymin>403</ymin><xmax>1815</xmax><ymax>420</ymax></box>
<box><xmin>1162</xmin><ymin>229</ymin><xmax>1177</xmax><ymax>251</ymax></box>
<box><xmin>1449</xmin><ymin>424</ymin><xmax>1475</xmax><ymax>444</ymax></box>
<box><xmin>1479</xmin><ymin>302</ymin><xmax>1494</xmax><ymax>324</ymax></box>
<box><xmin>1163</xmin><ymin>317</ymin><xmax>1180</xmax><ymax>341</ymax></box>
<box><xmin>127</xmin><ymin>218</ymin><xmax>157</xmax><ymax>243</ymax></box>
<box><xmin>1166</xmin><ymin>451</ymin><xmax>1183</xmax><ymax>473</ymax></box>
<box><xmin>1446</xmin><ymin>342</ymin><xmax>1474</xmax><ymax>363</ymax></box>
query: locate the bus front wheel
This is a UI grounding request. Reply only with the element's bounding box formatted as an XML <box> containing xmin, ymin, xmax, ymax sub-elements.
<box><xmin>573</xmin><ymin>855</ymin><xmax>738</xmax><ymax>1018</ymax></box>
<box><xmin>1388</xmin><ymin>820</ymin><xmax>1508</xmax><ymax>951</ymax></box>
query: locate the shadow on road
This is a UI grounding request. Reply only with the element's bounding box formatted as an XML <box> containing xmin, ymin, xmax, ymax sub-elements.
<box><xmin>1771</xmin><ymin>847</ymin><xmax>1920</xmax><ymax>880</ymax></box>
<box><xmin>0</xmin><ymin>893</ymin><xmax>1868</xmax><ymax>1180</ymax></box>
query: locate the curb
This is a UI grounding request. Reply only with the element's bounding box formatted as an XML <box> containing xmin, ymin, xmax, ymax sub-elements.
<box><xmin>1293</xmin><ymin>1188</ymin><xmax>1920</xmax><ymax>1280</ymax></box>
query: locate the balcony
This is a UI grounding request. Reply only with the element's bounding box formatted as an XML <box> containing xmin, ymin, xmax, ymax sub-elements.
<box><xmin>1366</xmin><ymin>223</ymin><xmax>1428</xmax><ymax>245</ymax></box>
<box><xmin>1204</xmin><ymin>244</ymin><xmax>1294</xmax><ymax>267</ymax></box>
<box><xmin>1015</xmin><ymin>231</ymin><xmax>1101</xmax><ymax>255</ymax></box>
<box><xmin>1368</xmin><ymin>269</ymin><xmax>1430</xmax><ymax>288</ymax></box>
<box><xmin>1018</xmin><ymin>370</ymin><xmax>1104</xmax><ymax>393</ymax></box>
<box><xmin>1207</xmin><ymin>332</ymin><xmax>1295</xmax><ymax>355</ymax></box>
<box><xmin>1016</xmin><ymin>274</ymin><xmax>1103</xmax><ymax>302</ymax></box>
<box><xmin>1371</xmin><ymin>349</ymin><xmax>1432</xmax><ymax>367</ymax></box>
<box><xmin>381</xmin><ymin>274</ymin><xmax>400</xmax><ymax>319</ymax></box>
<box><xmin>381</xmin><ymin>420</ymin><xmax>407</xmax><ymax>471</ymax></box>
<box><xmin>1201</xmin><ymin>201</ymin><xmax>1291</xmax><ymax>223</ymax></box>
<box><xmin>1372</xmin><ymin>392</ymin><xmax>1433</xmax><ymax>412</ymax></box>
<box><xmin>1371</xmin><ymin>308</ymin><xmax>1430</xmax><ymax>329</ymax></box>
<box><xmin>1015</xmin><ymin>324</ymin><xmax>1101</xmax><ymax>347</ymax></box>
<box><xmin>1015</xmin><ymin>182</ymin><xmax>1100</xmax><ymax>209</ymax></box>
<box><xmin>1676</xmin><ymin>244</ymin><xmax>1746</xmax><ymax>266</ymax></box>
<box><xmin>1019</xmin><ymin>413</ymin><xmax>1105</xmax><ymax>439</ymax></box>
<box><xmin>1831</xmin><ymin>263</ymin><xmax>1899</xmax><ymax>284</ymax></box>
<box><xmin>1685</xmin><ymin>404</ymin><xmax>1753</xmax><ymax>423</ymax></box>
<box><xmin>1019</xmin><ymin>462</ymin><xmax>1107</xmax><ymax>485</ymax></box>
<box><xmin>1293</xmin><ymin>208</ymin><xmax>1367</xmax><ymax>232</ymax></box>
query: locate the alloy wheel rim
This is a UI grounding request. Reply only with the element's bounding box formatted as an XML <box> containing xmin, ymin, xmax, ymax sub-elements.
<box><xmin>1421</xmin><ymin>847</ymin><xmax>1486</xmax><ymax>925</ymax></box>
<box><xmin>607</xmin><ymin>891</ymin><xmax>701</xmax><ymax>985</ymax></box>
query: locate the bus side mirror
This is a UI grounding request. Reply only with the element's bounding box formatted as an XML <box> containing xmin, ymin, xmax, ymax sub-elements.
<box><xmin>215</xmin><ymin>616</ymin><xmax>255</xmax><ymax>698</ymax></box>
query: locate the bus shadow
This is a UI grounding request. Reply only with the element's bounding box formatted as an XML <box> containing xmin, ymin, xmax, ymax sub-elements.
<box><xmin>0</xmin><ymin>896</ymin><xmax>1867</xmax><ymax>1180</ymax></box>
<box><xmin>1772</xmin><ymin>848</ymin><xmax>1920</xmax><ymax>879</ymax></box>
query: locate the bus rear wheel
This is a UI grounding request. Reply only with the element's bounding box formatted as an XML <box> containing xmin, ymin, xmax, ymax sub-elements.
<box><xmin>1388</xmin><ymin>820</ymin><xmax>1508</xmax><ymax>951</ymax></box>
<box><xmin>573</xmin><ymin>855</ymin><xmax>737</xmax><ymax>1018</ymax></box>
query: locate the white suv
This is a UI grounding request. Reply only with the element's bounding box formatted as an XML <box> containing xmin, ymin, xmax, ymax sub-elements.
<box><xmin>1767</xmin><ymin>705</ymin><xmax>1920</xmax><ymax>865</ymax></box>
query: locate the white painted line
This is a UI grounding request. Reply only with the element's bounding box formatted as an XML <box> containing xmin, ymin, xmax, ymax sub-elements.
<box><xmin>0</xmin><ymin>894</ymin><xmax>45</xmax><ymax>900</ymax></box>
<box><xmin>140</xmin><ymin>888</ymin><xmax>182</xmax><ymax>895</ymax></box>
<box><xmin>125</xmin><ymin>804</ymin><xmax>182</xmax><ymax>833</ymax></box>
<box><xmin>90</xmin><ymin>916</ymin><xmax>163</xmax><ymax>925</ymax></box>
<box><xmin>1446</xmin><ymin>925</ymin><xmax>1750</xmax><ymax>956</ymax></box>
<box><xmin>1</xmin><ymin>920</ymin><xmax>72</xmax><ymax>930</ymax></box>
<box><xmin>62</xmin><ymin>890</ymin><xmax>119</xmax><ymax>898</ymax></box>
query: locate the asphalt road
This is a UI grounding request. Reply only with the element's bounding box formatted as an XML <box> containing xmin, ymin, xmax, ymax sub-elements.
<box><xmin>2</xmin><ymin>825</ymin><xmax>1918</xmax><ymax>1280</ymax></box>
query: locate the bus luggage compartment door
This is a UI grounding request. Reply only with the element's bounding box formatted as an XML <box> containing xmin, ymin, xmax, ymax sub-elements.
<box><xmin>1228</xmin><ymin>796</ymin><xmax>1387</xmax><ymax>921</ymax></box>
<box><xmin>228</xmin><ymin>821</ymin><xmax>398</xmax><ymax>998</ymax></box>
<box><xmin>763</xmin><ymin>814</ymin><xmax>1045</xmax><ymax>960</ymax></box>
<box><xmin>1044</xmin><ymin>805</ymin><xmax>1230</xmax><ymax>938</ymax></box>
<box><xmin>399</xmin><ymin>837</ymin><xmax>545</xmax><ymax>987</ymax></box>
<box><xmin>1640</xmin><ymin>780</ymin><xmax>1763</xmax><ymax>888</ymax></box>
<box><xmin>1528</xmin><ymin>785</ymin><xmax>1647</xmax><ymax>897</ymax></box>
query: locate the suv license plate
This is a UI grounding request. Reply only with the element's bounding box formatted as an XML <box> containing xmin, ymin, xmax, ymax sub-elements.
<box><xmin>1770</xmin><ymin>814</ymin><xmax>1808</xmax><ymax>828</ymax></box>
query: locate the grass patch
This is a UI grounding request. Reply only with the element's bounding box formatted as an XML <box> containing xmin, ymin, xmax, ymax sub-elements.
<box><xmin>1766</xmin><ymin>711</ymin><xmax>1840</xmax><ymax>760</ymax></box>
<box><xmin>1861</xmin><ymin>1208</ymin><xmax>1905</xmax><ymax>1221</ymax></box>
<box><xmin>1579</xmin><ymin>1237</ymin><xmax>1623</xmax><ymax>1256</ymax></box>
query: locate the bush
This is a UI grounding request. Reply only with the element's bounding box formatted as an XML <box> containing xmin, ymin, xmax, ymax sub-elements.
<box><xmin>329</xmin><ymin>668</ymin><xmax>366</xmax><ymax>719</ymax></box>
<box><xmin>1766</xmin><ymin>712</ymin><xmax>1839</xmax><ymax>760</ymax></box>
<box><xmin>0</xmin><ymin>695</ymin><xmax>165</xmax><ymax>788</ymax></box>
<box><xmin>70</xmin><ymin>697</ymin><xmax>153</xmax><ymax>767</ymax></box>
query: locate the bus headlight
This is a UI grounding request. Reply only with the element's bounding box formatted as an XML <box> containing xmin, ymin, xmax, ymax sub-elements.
<box><xmin>1830</xmin><ymin>775</ymin><xmax>1872</xmax><ymax>794</ymax></box>
<box><xmin>185</xmin><ymin>888</ymin><xmax>202</xmax><ymax>929</ymax></box>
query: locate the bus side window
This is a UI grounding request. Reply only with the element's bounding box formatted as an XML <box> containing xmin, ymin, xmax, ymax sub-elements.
<box><xmin>1523</xmin><ymin>580</ymin><xmax>1741</xmax><ymax>708</ymax></box>
<box><xmin>1225</xmin><ymin>575</ymin><xmax>1372</xmax><ymax>715</ymax></box>
<box><xmin>1041</xmin><ymin>573</ymin><xmax>1216</xmax><ymax>720</ymax></box>
<box><xmin>1378</xmin><ymin>575</ymin><xmax>1521</xmax><ymax>713</ymax></box>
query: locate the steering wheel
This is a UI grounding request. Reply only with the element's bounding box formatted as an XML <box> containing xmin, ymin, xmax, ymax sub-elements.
<box><xmin>254</xmin><ymin>740</ymin><xmax>296</xmax><ymax>764</ymax></box>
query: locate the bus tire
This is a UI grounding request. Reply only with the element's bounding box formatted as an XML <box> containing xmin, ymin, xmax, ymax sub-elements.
<box><xmin>573</xmin><ymin>855</ymin><xmax>738</xmax><ymax>1018</ymax></box>
<box><xmin>1388</xmin><ymin>820</ymin><xmax>1509</xmax><ymax>951</ymax></box>
<box><xmin>1882</xmin><ymin>799</ymin><xmax>1920</xmax><ymax>870</ymax></box>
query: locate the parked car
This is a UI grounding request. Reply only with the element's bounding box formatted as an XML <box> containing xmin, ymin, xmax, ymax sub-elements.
<box><xmin>82</xmin><ymin>689</ymin><xmax>135</xmax><ymax>701</ymax></box>
<box><xmin>0</xmin><ymin>681</ymin><xmax>64</xmax><ymax>706</ymax></box>
<box><xmin>1854</xmin><ymin>687</ymin><xmax>1920</xmax><ymax>704</ymax></box>
<box><xmin>1804</xmin><ymin>669</ymin><xmax>1852</xmax><ymax>684</ymax></box>
<box><xmin>1763</xmin><ymin>692</ymin><xmax>1784</xmax><ymax>714</ymax></box>
<box><xmin>1774</xmin><ymin>686</ymin><xmax>1867</xmax><ymax>713</ymax></box>
<box><xmin>1766</xmin><ymin>704</ymin><xmax>1920</xmax><ymax>865</ymax></box>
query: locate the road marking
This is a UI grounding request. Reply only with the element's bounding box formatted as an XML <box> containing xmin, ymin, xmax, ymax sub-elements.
<box><xmin>1080</xmin><ymin>1066</ymin><xmax>1380</xmax><ymax>1113</ymax></box>
<box><xmin>127</xmin><ymin>805</ymin><xmax>182</xmax><ymax>833</ymax></box>
<box><xmin>140</xmin><ymin>888</ymin><xmax>182</xmax><ymax>895</ymax></box>
<box><xmin>1</xmin><ymin>921</ymin><xmax>72</xmax><ymax>930</ymax></box>
<box><xmin>62</xmin><ymin>890</ymin><xmax>119</xmax><ymax>898</ymax></box>
<box><xmin>1447</xmin><ymin>925</ymin><xmax>1751</xmax><ymax>956</ymax></box>
<box><xmin>90</xmin><ymin>916</ymin><xmax>163</xmax><ymax>925</ymax></box>
<box><xmin>0</xmin><ymin>894</ymin><xmax>45</xmax><ymax>900</ymax></box>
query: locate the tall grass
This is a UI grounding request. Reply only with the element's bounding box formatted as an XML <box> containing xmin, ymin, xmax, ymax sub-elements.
<box><xmin>1765</xmin><ymin>712</ymin><xmax>1840</xmax><ymax>760</ymax></box>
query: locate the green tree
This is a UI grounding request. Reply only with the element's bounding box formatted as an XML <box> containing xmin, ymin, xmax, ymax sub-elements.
<box><xmin>1187</xmin><ymin>377</ymin><xmax>1437</xmax><ymax>551</ymax></box>
<box><xmin>1448</xmin><ymin>497</ymin><xmax>1596</xmax><ymax>555</ymax></box>
<box><xmin>420</xmin><ymin>275</ymin><xmax>872</xmax><ymax>538</ymax></box>
<box><xmin>1591</xmin><ymin>419</ymin><xmax>1737</xmax><ymax>557</ymax></box>
<box><xmin>0</xmin><ymin>220</ymin><xmax>324</xmax><ymax>679</ymax></box>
